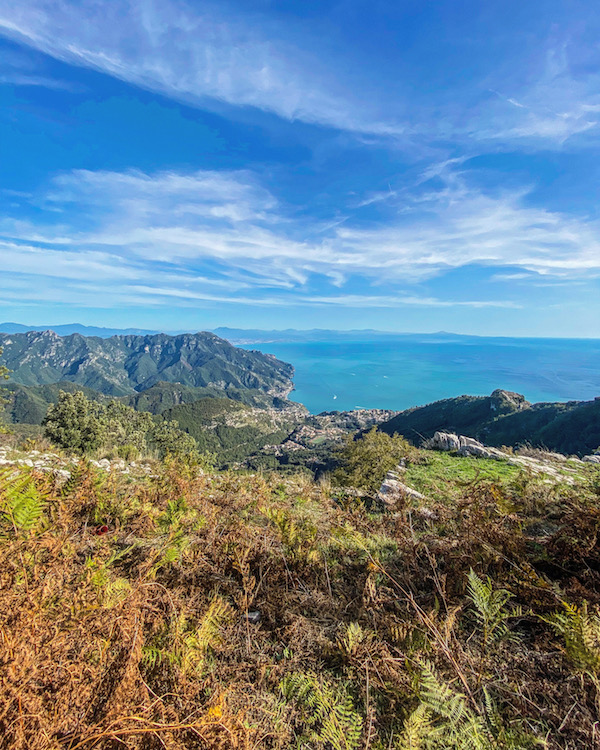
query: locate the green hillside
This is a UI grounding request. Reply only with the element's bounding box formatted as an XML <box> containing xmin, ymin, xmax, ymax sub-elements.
<box><xmin>379</xmin><ymin>389</ymin><xmax>528</xmax><ymax>442</ymax></box>
<box><xmin>484</xmin><ymin>398</ymin><xmax>600</xmax><ymax>455</ymax></box>
<box><xmin>3</xmin><ymin>381</ymin><xmax>106</xmax><ymax>425</ymax></box>
<box><xmin>380</xmin><ymin>389</ymin><xmax>600</xmax><ymax>456</ymax></box>
<box><xmin>123</xmin><ymin>381</ymin><xmax>299</xmax><ymax>414</ymax></box>
<box><xmin>163</xmin><ymin>397</ymin><xmax>298</xmax><ymax>465</ymax></box>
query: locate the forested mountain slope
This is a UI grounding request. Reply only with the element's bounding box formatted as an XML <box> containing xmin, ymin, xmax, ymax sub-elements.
<box><xmin>0</xmin><ymin>330</ymin><xmax>294</xmax><ymax>397</ymax></box>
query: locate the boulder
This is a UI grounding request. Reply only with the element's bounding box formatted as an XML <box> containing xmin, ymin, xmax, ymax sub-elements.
<box><xmin>583</xmin><ymin>455</ymin><xmax>600</xmax><ymax>464</ymax></box>
<box><xmin>431</xmin><ymin>431</ymin><xmax>507</xmax><ymax>460</ymax></box>
<box><xmin>378</xmin><ymin>468</ymin><xmax>427</xmax><ymax>508</ymax></box>
<box><xmin>490</xmin><ymin>389</ymin><xmax>530</xmax><ymax>412</ymax></box>
<box><xmin>431</xmin><ymin>432</ymin><xmax>461</xmax><ymax>451</ymax></box>
<box><xmin>458</xmin><ymin>443</ymin><xmax>506</xmax><ymax>460</ymax></box>
<box><xmin>459</xmin><ymin>435</ymin><xmax>482</xmax><ymax>449</ymax></box>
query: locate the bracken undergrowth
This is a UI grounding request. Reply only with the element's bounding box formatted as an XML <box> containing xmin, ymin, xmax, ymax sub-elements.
<box><xmin>1</xmin><ymin>454</ymin><xmax>599</xmax><ymax>749</ymax></box>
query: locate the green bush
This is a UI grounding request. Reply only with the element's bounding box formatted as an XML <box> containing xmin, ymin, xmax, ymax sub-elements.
<box><xmin>43</xmin><ymin>390</ymin><xmax>203</xmax><ymax>461</ymax></box>
<box><xmin>43</xmin><ymin>390</ymin><xmax>105</xmax><ymax>453</ymax></box>
<box><xmin>332</xmin><ymin>427</ymin><xmax>414</xmax><ymax>494</ymax></box>
<box><xmin>150</xmin><ymin>418</ymin><xmax>199</xmax><ymax>460</ymax></box>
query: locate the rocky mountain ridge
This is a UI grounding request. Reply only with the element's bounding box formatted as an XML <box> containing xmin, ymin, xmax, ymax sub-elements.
<box><xmin>0</xmin><ymin>330</ymin><xmax>294</xmax><ymax>398</ymax></box>
<box><xmin>379</xmin><ymin>388</ymin><xmax>600</xmax><ymax>456</ymax></box>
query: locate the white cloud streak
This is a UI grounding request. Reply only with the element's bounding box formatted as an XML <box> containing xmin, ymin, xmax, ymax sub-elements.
<box><xmin>479</xmin><ymin>42</ymin><xmax>600</xmax><ymax>143</ymax></box>
<box><xmin>1</xmin><ymin>165</ymin><xmax>599</xmax><ymax>311</ymax></box>
<box><xmin>0</xmin><ymin>1</ymin><xmax>598</xmax><ymax>150</ymax></box>
<box><xmin>0</xmin><ymin>0</ymin><xmax>403</xmax><ymax>136</ymax></box>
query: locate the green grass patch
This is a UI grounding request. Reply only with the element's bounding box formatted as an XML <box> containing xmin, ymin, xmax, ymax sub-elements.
<box><xmin>404</xmin><ymin>451</ymin><xmax>521</xmax><ymax>501</ymax></box>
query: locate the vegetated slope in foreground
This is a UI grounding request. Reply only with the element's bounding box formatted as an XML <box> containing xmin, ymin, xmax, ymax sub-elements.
<box><xmin>0</xmin><ymin>330</ymin><xmax>294</xmax><ymax>397</ymax></box>
<box><xmin>1</xmin><ymin>452</ymin><xmax>599</xmax><ymax>749</ymax></box>
<box><xmin>380</xmin><ymin>388</ymin><xmax>600</xmax><ymax>456</ymax></box>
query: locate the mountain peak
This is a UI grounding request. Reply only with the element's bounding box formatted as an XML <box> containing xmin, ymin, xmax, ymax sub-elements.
<box><xmin>0</xmin><ymin>330</ymin><xmax>294</xmax><ymax>398</ymax></box>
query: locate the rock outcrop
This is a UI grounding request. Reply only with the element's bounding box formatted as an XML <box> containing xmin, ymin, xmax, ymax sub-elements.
<box><xmin>583</xmin><ymin>455</ymin><xmax>600</xmax><ymax>464</ymax></box>
<box><xmin>429</xmin><ymin>431</ymin><xmax>506</xmax><ymax>459</ymax></box>
<box><xmin>377</xmin><ymin>461</ymin><xmax>427</xmax><ymax>508</ymax></box>
<box><xmin>0</xmin><ymin>444</ymin><xmax>155</xmax><ymax>480</ymax></box>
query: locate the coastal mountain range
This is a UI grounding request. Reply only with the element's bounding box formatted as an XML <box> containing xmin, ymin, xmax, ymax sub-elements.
<box><xmin>0</xmin><ymin>322</ymin><xmax>160</xmax><ymax>338</ymax></box>
<box><xmin>0</xmin><ymin>329</ymin><xmax>304</xmax><ymax>465</ymax></box>
<box><xmin>1</xmin><ymin>329</ymin><xmax>599</xmax><ymax>461</ymax></box>
<box><xmin>0</xmin><ymin>322</ymin><xmax>492</xmax><ymax>344</ymax></box>
<box><xmin>0</xmin><ymin>330</ymin><xmax>293</xmax><ymax>397</ymax></box>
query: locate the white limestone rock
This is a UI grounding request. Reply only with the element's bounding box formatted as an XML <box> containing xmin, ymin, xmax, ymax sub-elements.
<box><xmin>431</xmin><ymin>431</ymin><xmax>507</xmax><ymax>460</ymax></box>
<box><xmin>431</xmin><ymin>432</ymin><xmax>461</xmax><ymax>451</ymax></box>
<box><xmin>378</xmin><ymin>467</ymin><xmax>427</xmax><ymax>508</ymax></box>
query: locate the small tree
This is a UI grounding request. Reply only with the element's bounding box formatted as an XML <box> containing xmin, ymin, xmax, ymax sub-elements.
<box><xmin>332</xmin><ymin>427</ymin><xmax>413</xmax><ymax>494</ymax></box>
<box><xmin>150</xmin><ymin>419</ymin><xmax>199</xmax><ymax>460</ymax></box>
<box><xmin>103</xmin><ymin>401</ymin><xmax>154</xmax><ymax>458</ymax></box>
<box><xmin>43</xmin><ymin>390</ymin><xmax>106</xmax><ymax>454</ymax></box>
<box><xmin>43</xmin><ymin>389</ymin><xmax>204</xmax><ymax>462</ymax></box>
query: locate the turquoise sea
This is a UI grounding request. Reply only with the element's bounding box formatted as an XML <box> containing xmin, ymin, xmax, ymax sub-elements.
<box><xmin>247</xmin><ymin>337</ymin><xmax>600</xmax><ymax>414</ymax></box>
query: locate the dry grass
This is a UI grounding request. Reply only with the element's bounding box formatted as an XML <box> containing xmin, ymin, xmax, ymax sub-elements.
<box><xmin>1</xmin><ymin>457</ymin><xmax>600</xmax><ymax>749</ymax></box>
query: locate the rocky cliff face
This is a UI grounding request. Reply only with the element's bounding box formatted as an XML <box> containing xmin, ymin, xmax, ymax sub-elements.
<box><xmin>489</xmin><ymin>388</ymin><xmax>530</xmax><ymax>412</ymax></box>
<box><xmin>0</xmin><ymin>331</ymin><xmax>294</xmax><ymax>398</ymax></box>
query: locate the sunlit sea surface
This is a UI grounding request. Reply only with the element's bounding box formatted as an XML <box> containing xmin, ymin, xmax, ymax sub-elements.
<box><xmin>245</xmin><ymin>337</ymin><xmax>600</xmax><ymax>414</ymax></box>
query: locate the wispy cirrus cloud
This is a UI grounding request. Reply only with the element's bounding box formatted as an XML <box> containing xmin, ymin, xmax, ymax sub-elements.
<box><xmin>1</xmin><ymin>0</ymin><xmax>599</xmax><ymax>152</ymax></box>
<box><xmin>1</xmin><ymin>165</ymin><xmax>599</xmax><ymax>314</ymax></box>
<box><xmin>481</xmin><ymin>47</ymin><xmax>600</xmax><ymax>144</ymax></box>
<box><xmin>304</xmin><ymin>295</ymin><xmax>521</xmax><ymax>309</ymax></box>
<box><xmin>0</xmin><ymin>72</ymin><xmax>78</xmax><ymax>89</ymax></box>
<box><xmin>0</xmin><ymin>0</ymin><xmax>404</xmax><ymax>136</ymax></box>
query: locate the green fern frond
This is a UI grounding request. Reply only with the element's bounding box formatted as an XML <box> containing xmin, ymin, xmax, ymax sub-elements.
<box><xmin>338</xmin><ymin>622</ymin><xmax>371</xmax><ymax>656</ymax></box>
<box><xmin>180</xmin><ymin>596</ymin><xmax>233</xmax><ymax>674</ymax></box>
<box><xmin>467</xmin><ymin>569</ymin><xmax>513</xmax><ymax>647</ymax></box>
<box><xmin>60</xmin><ymin>460</ymin><xmax>104</xmax><ymax>498</ymax></box>
<box><xmin>411</xmin><ymin>661</ymin><xmax>543</xmax><ymax>750</ymax></box>
<box><xmin>149</xmin><ymin>533</ymin><xmax>190</xmax><ymax>577</ymax></box>
<box><xmin>103</xmin><ymin>576</ymin><xmax>131</xmax><ymax>607</ymax></box>
<box><xmin>281</xmin><ymin>672</ymin><xmax>363</xmax><ymax>750</ymax></box>
<box><xmin>141</xmin><ymin>645</ymin><xmax>179</xmax><ymax>670</ymax></box>
<box><xmin>415</xmin><ymin>661</ymin><xmax>491</xmax><ymax>750</ymax></box>
<box><xmin>419</xmin><ymin>661</ymin><xmax>469</xmax><ymax>726</ymax></box>
<box><xmin>0</xmin><ymin>468</ymin><xmax>48</xmax><ymax>533</ymax></box>
<box><xmin>543</xmin><ymin>600</ymin><xmax>600</xmax><ymax>673</ymax></box>
<box><xmin>157</xmin><ymin>495</ymin><xmax>187</xmax><ymax>533</ymax></box>
<box><xmin>396</xmin><ymin>704</ymin><xmax>432</xmax><ymax>749</ymax></box>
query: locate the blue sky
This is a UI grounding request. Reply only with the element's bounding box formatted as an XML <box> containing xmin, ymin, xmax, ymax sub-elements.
<box><xmin>0</xmin><ymin>0</ymin><xmax>599</xmax><ymax>336</ymax></box>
